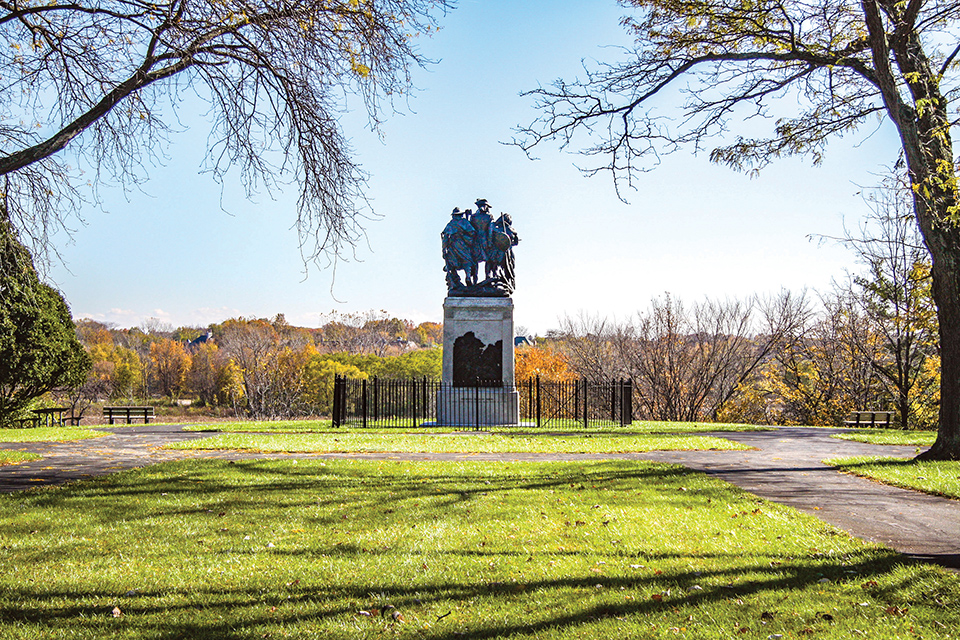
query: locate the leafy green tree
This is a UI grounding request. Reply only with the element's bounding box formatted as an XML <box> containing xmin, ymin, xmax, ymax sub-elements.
<box><xmin>518</xmin><ymin>0</ymin><xmax>960</xmax><ymax>459</ymax></box>
<box><xmin>302</xmin><ymin>359</ymin><xmax>368</xmax><ymax>415</ymax></box>
<box><xmin>376</xmin><ymin>348</ymin><xmax>441</xmax><ymax>378</ymax></box>
<box><xmin>0</xmin><ymin>214</ymin><xmax>90</xmax><ymax>425</ymax></box>
<box><xmin>88</xmin><ymin>343</ymin><xmax>144</xmax><ymax>399</ymax></box>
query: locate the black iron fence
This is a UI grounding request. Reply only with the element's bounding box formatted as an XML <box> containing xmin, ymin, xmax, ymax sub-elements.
<box><xmin>332</xmin><ymin>376</ymin><xmax>632</xmax><ymax>429</ymax></box>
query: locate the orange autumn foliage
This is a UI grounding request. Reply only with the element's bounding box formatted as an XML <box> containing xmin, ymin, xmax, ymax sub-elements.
<box><xmin>515</xmin><ymin>344</ymin><xmax>576</xmax><ymax>382</ymax></box>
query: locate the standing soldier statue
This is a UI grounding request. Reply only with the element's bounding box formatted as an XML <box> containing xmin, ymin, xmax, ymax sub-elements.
<box><xmin>441</xmin><ymin>207</ymin><xmax>478</xmax><ymax>290</ymax></box>
<box><xmin>442</xmin><ymin>199</ymin><xmax>519</xmax><ymax>297</ymax></box>
<box><xmin>487</xmin><ymin>213</ymin><xmax>519</xmax><ymax>292</ymax></box>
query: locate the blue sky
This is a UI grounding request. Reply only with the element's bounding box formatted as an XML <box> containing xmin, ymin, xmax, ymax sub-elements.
<box><xmin>48</xmin><ymin>0</ymin><xmax>901</xmax><ymax>334</ymax></box>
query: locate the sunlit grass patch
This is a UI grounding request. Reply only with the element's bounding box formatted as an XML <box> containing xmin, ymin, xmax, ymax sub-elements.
<box><xmin>164</xmin><ymin>431</ymin><xmax>750</xmax><ymax>453</ymax></box>
<box><xmin>0</xmin><ymin>450</ymin><xmax>41</xmax><ymax>465</ymax></box>
<box><xmin>833</xmin><ymin>429</ymin><xmax>937</xmax><ymax>446</ymax></box>
<box><xmin>493</xmin><ymin>421</ymin><xmax>771</xmax><ymax>434</ymax></box>
<box><xmin>826</xmin><ymin>456</ymin><xmax>960</xmax><ymax>500</ymax></box>
<box><xmin>0</xmin><ymin>459</ymin><xmax>956</xmax><ymax>639</ymax></box>
<box><xmin>181</xmin><ymin>419</ymin><xmax>334</xmax><ymax>433</ymax></box>
<box><xmin>0</xmin><ymin>427</ymin><xmax>107</xmax><ymax>442</ymax></box>
<box><xmin>181</xmin><ymin>419</ymin><xmax>770</xmax><ymax>435</ymax></box>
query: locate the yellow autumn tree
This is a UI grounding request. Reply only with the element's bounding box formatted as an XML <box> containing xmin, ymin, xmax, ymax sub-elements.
<box><xmin>515</xmin><ymin>344</ymin><xmax>576</xmax><ymax>382</ymax></box>
<box><xmin>148</xmin><ymin>339</ymin><xmax>191</xmax><ymax>399</ymax></box>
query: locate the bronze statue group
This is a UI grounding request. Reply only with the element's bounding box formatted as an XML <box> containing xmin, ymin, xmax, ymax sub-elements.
<box><xmin>442</xmin><ymin>199</ymin><xmax>519</xmax><ymax>297</ymax></box>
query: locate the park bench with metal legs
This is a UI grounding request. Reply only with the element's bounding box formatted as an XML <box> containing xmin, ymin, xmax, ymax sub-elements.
<box><xmin>103</xmin><ymin>406</ymin><xmax>155</xmax><ymax>424</ymax></box>
<box><xmin>843</xmin><ymin>410</ymin><xmax>894</xmax><ymax>428</ymax></box>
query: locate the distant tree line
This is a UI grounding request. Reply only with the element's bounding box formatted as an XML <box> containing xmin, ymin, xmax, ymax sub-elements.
<box><xmin>2</xmin><ymin>176</ymin><xmax>939</xmax><ymax>429</ymax></box>
<box><xmin>521</xmin><ymin>184</ymin><xmax>939</xmax><ymax>430</ymax></box>
<box><xmin>68</xmin><ymin>312</ymin><xmax>442</xmax><ymax>420</ymax></box>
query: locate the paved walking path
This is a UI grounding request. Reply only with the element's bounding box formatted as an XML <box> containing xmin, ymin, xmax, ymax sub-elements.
<box><xmin>1</xmin><ymin>424</ymin><xmax>957</xmax><ymax>570</ymax></box>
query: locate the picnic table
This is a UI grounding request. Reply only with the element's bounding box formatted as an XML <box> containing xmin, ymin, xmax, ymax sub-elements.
<box><xmin>103</xmin><ymin>406</ymin><xmax>154</xmax><ymax>424</ymax></box>
<box><xmin>32</xmin><ymin>407</ymin><xmax>70</xmax><ymax>428</ymax></box>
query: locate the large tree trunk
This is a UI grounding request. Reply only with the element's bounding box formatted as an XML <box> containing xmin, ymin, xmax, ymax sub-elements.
<box><xmin>862</xmin><ymin>0</ymin><xmax>960</xmax><ymax>459</ymax></box>
<box><xmin>918</xmin><ymin>229</ymin><xmax>960</xmax><ymax>459</ymax></box>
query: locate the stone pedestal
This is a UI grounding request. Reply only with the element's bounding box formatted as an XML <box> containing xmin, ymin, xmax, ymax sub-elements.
<box><xmin>437</xmin><ymin>297</ymin><xmax>519</xmax><ymax>426</ymax></box>
<box><xmin>436</xmin><ymin>387</ymin><xmax>520</xmax><ymax>427</ymax></box>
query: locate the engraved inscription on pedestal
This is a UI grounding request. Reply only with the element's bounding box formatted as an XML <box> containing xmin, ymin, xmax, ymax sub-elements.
<box><xmin>438</xmin><ymin>297</ymin><xmax>519</xmax><ymax>426</ymax></box>
<box><xmin>453</xmin><ymin>332</ymin><xmax>502</xmax><ymax>386</ymax></box>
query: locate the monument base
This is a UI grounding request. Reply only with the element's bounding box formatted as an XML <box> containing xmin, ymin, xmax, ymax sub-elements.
<box><xmin>436</xmin><ymin>387</ymin><xmax>520</xmax><ymax>427</ymax></box>
<box><xmin>442</xmin><ymin>297</ymin><xmax>516</xmax><ymax>385</ymax></box>
<box><xmin>440</xmin><ymin>296</ymin><xmax>519</xmax><ymax>426</ymax></box>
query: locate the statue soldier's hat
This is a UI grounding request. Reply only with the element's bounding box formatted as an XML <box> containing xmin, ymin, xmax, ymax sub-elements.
<box><xmin>475</xmin><ymin>199</ymin><xmax>488</xmax><ymax>207</ymax></box>
<box><xmin>452</xmin><ymin>207</ymin><xmax>462</xmax><ymax>215</ymax></box>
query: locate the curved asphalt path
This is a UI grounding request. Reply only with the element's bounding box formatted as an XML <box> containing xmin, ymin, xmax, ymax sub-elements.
<box><xmin>0</xmin><ymin>424</ymin><xmax>957</xmax><ymax>570</ymax></box>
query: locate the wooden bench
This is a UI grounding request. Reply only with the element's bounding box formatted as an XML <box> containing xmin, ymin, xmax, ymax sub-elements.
<box><xmin>843</xmin><ymin>410</ymin><xmax>894</xmax><ymax>428</ymax></box>
<box><xmin>103</xmin><ymin>406</ymin><xmax>155</xmax><ymax>424</ymax></box>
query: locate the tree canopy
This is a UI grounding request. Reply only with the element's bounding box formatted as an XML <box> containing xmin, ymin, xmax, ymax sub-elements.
<box><xmin>0</xmin><ymin>0</ymin><xmax>452</xmax><ymax>261</ymax></box>
<box><xmin>0</xmin><ymin>211</ymin><xmax>90</xmax><ymax>424</ymax></box>
<box><xmin>518</xmin><ymin>0</ymin><xmax>960</xmax><ymax>459</ymax></box>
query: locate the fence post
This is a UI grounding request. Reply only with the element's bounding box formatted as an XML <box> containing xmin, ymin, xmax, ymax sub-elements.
<box><xmin>610</xmin><ymin>382</ymin><xmax>616</xmax><ymax>422</ymax></box>
<box><xmin>474</xmin><ymin>380</ymin><xmax>481</xmax><ymax>430</ymax></box>
<box><xmin>582</xmin><ymin>378</ymin><xmax>588</xmax><ymax>428</ymax></box>
<box><xmin>622</xmin><ymin>379</ymin><xmax>633</xmax><ymax>426</ymax></box>
<box><xmin>361</xmin><ymin>378</ymin><xmax>368</xmax><ymax>428</ymax></box>
<box><xmin>332</xmin><ymin>375</ymin><xmax>342</xmax><ymax>427</ymax></box>
<box><xmin>412</xmin><ymin>378</ymin><xmax>419</xmax><ymax>427</ymax></box>
<box><xmin>574</xmin><ymin>381</ymin><xmax>579</xmax><ymax>422</ymax></box>
<box><xmin>423</xmin><ymin>377</ymin><xmax>429</xmax><ymax>425</ymax></box>
<box><xmin>535</xmin><ymin>375</ymin><xmax>542</xmax><ymax>428</ymax></box>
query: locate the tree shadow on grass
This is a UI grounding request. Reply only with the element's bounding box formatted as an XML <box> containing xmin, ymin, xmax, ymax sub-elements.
<box><xmin>1</xmin><ymin>459</ymin><xmax>958</xmax><ymax>638</ymax></box>
<box><xmin>0</xmin><ymin>547</ymin><xmax>952</xmax><ymax>639</ymax></box>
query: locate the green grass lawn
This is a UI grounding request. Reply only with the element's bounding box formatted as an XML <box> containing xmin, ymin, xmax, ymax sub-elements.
<box><xmin>826</xmin><ymin>456</ymin><xmax>960</xmax><ymax>500</ymax></box>
<box><xmin>0</xmin><ymin>450</ymin><xmax>42</xmax><ymax>465</ymax></box>
<box><xmin>165</xmin><ymin>431</ymin><xmax>750</xmax><ymax>454</ymax></box>
<box><xmin>181</xmin><ymin>419</ymin><xmax>770</xmax><ymax>434</ymax></box>
<box><xmin>0</xmin><ymin>459</ymin><xmax>956</xmax><ymax>639</ymax></box>
<box><xmin>181</xmin><ymin>419</ymin><xmax>335</xmax><ymax>432</ymax></box>
<box><xmin>832</xmin><ymin>429</ymin><xmax>937</xmax><ymax>446</ymax></box>
<box><xmin>501</xmin><ymin>421</ymin><xmax>772</xmax><ymax>434</ymax></box>
<box><xmin>0</xmin><ymin>426</ymin><xmax>107</xmax><ymax>442</ymax></box>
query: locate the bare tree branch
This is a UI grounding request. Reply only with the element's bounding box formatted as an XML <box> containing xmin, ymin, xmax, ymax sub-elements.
<box><xmin>0</xmin><ymin>0</ymin><xmax>453</xmax><ymax>263</ymax></box>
